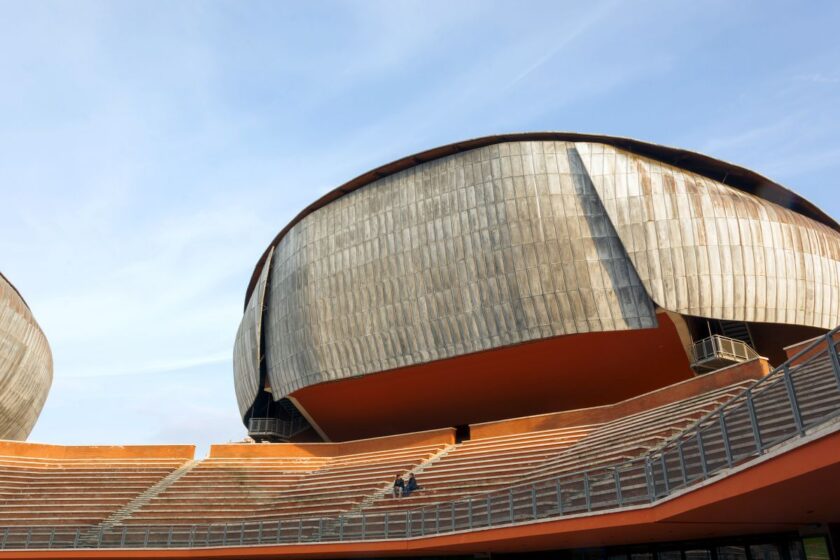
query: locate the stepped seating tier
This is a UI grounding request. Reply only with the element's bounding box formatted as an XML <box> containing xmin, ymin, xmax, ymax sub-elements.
<box><xmin>121</xmin><ymin>433</ymin><xmax>456</xmax><ymax>525</ymax></box>
<box><xmin>0</xmin><ymin>357</ymin><xmax>771</xmax><ymax>536</ymax></box>
<box><xmin>0</xmin><ymin>444</ymin><xmax>194</xmax><ymax>528</ymax></box>
<box><xmin>361</xmin><ymin>379</ymin><xmax>756</xmax><ymax>513</ymax></box>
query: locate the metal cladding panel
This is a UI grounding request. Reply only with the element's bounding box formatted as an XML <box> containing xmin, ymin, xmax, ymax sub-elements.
<box><xmin>233</xmin><ymin>249</ymin><xmax>273</xmax><ymax>418</ymax></box>
<box><xmin>264</xmin><ymin>141</ymin><xmax>658</xmax><ymax>400</ymax></box>
<box><xmin>0</xmin><ymin>274</ymin><xmax>52</xmax><ymax>440</ymax></box>
<box><xmin>575</xmin><ymin>142</ymin><xmax>840</xmax><ymax>329</ymax></box>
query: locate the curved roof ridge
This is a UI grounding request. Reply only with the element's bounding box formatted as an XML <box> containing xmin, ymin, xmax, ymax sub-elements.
<box><xmin>0</xmin><ymin>271</ymin><xmax>30</xmax><ymax>311</ymax></box>
<box><xmin>244</xmin><ymin>131</ymin><xmax>839</xmax><ymax>306</ymax></box>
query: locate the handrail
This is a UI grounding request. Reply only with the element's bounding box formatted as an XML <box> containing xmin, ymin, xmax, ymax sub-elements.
<box><xmin>2</xmin><ymin>327</ymin><xmax>838</xmax><ymax>550</ymax></box>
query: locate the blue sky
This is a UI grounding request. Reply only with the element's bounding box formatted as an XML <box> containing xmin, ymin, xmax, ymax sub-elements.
<box><xmin>1</xmin><ymin>1</ymin><xmax>839</xmax><ymax>455</ymax></box>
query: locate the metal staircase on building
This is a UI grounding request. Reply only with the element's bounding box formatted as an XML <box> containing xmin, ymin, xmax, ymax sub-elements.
<box><xmin>718</xmin><ymin>320</ymin><xmax>754</xmax><ymax>347</ymax></box>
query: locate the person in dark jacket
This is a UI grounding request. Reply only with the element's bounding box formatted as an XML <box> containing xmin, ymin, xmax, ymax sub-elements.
<box><xmin>393</xmin><ymin>474</ymin><xmax>405</xmax><ymax>498</ymax></box>
<box><xmin>403</xmin><ymin>473</ymin><xmax>421</xmax><ymax>496</ymax></box>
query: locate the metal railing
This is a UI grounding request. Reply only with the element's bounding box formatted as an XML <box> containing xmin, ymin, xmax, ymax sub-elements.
<box><xmin>248</xmin><ymin>416</ymin><xmax>309</xmax><ymax>440</ymax></box>
<box><xmin>691</xmin><ymin>334</ymin><xmax>759</xmax><ymax>371</ymax></box>
<box><xmin>2</xmin><ymin>328</ymin><xmax>838</xmax><ymax>550</ymax></box>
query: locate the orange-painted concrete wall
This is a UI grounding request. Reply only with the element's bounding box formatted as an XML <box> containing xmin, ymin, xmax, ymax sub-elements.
<box><xmin>210</xmin><ymin>428</ymin><xmax>456</xmax><ymax>459</ymax></box>
<box><xmin>0</xmin><ymin>441</ymin><xmax>195</xmax><ymax>460</ymax></box>
<box><xmin>784</xmin><ymin>331</ymin><xmax>840</xmax><ymax>364</ymax></box>
<box><xmin>470</xmin><ymin>357</ymin><xmax>769</xmax><ymax>439</ymax></box>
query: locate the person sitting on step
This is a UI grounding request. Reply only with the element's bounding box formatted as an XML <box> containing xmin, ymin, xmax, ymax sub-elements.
<box><xmin>393</xmin><ymin>473</ymin><xmax>405</xmax><ymax>498</ymax></box>
<box><xmin>403</xmin><ymin>473</ymin><xmax>421</xmax><ymax>497</ymax></box>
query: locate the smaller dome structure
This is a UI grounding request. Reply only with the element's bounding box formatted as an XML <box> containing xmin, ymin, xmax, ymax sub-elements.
<box><xmin>0</xmin><ymin>272</ymin><xmax>52</xmax><ymax>440</ymax></box>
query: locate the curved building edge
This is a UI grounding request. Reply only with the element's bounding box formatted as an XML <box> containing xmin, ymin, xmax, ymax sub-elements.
<box><xmin>0</xmin><ymin>272</ymin><xmax>53</xmax><ymax>440</ymax></box>
<box><xmin>244</xmin><ymin>131</ymin><xmax>840</xmax><ymax>306</ymax></box>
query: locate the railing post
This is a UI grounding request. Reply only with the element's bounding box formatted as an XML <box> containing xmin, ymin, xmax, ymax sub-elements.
<box><xmin>121</xmin><ymin>526</ymin><xmax>128</xmax><ymax>548</ymax></box>
<box><xmin>406</xmin><ymin>511</ymin><xmax>411</xmax><ymax>538</ymax></box>
<box><xmin>659</xmin><ymin>454</ymin><xmax>670</xmax><ymax>495</ymax></box>
<box><xmin>719</xmin><ymin>414</ymin><xmax>733</xmax><ymax>468</ymax></box>
<box><xmin>339</xmin><ymin>515</ymin><xmax>345</xmax><ymax>540</ymax></box>
<box><xmin>451</xmin><ymin>502</ymin><xmax>456</xmax><ymax>532</ymax></box>
<box><xmin>468</xmin><ymin>497</ymin><xmax>474</xmax><ymax>529</ymax></box>
<box><xmin>144</xmin><ymin>527</ymin><xmax>150</xmax><ymax>547</ymax></box>
<box><xmin>48</xmin><ymin>528</ymin><xmax>55</xmax><ymax>549</ymax></box>
<box><xmin>556</xmin><ymin>480</ymin><xmax>564</xmax><ymax>513</ymax></box>
<box><xmin>318</xmin><ymin>518</ymin><xmax>324</xmax><ymax>542</ymax></box>
<box><xmin>696</xmin><ymin>430</ymin><xmax>708</xmax><ymax>478</ymax></box>
<box><xmin>167</xmin><ymin>527</ymin><xmax>173</xmax><ymax>547</ymax></box>
<box><xmin>509</xmin><ymin>488</ymin><xmax>515</xmax><ymax>521</ymax></box>
<box><xmin>644</xmin><ymin>457</ymin><xmax>654</xmax><ymax>501</ymax></box>
<box><xmin>73</xmin><ymin>528</ymin><xmax>80</xmax><ymax>549</ymax></box>
<box><xmin>239</xmin><ymin>522</ymin><xmax>244</xmax><ymax>545</ymax></box>
<box><xmin>614</xmin><ymin>468</ymin><xmax>623</xmax><ymax>506</ymax></box>
<box><xmin>361</xmin><ymin>512</ymin><xmax>367</xmax><ymax>539</ymax></box>
<box><xmin>746</xmin><ymin>390</ymin><xmax>763</xmax><ymax>452</ymax></box>
<box><xmin>205</xmin><ymin>524</ymin><xmax>212</xmax><ymax>547</ymax></box>
<box><xmin>583</xmin><ymin>472</ymin><xmax>592</xmax><ymax>511</ymax></box>
<box><xmin>384</xmin><ymin>512</ymin><xmax>388</xmax><ymax>539</ymax></box>
<box><xmin>531</xmin><ymin>484</ymin><xmax>538</xmax><ymax>518</ymax></box>
<box><xmin>222</xmin><ymin>524</ymin><xmax>228</xmax><ymax>546</ymax></box>
<box><xmin>296</xmin><ymin>519</ymin><xmax>302</xmax><ymax>543</ymax></box>
<box><xmin>421</xmin><ymin>508</ymin><xmax>425</xmax><ymax>536</ymax></box>
<box><xmin>782</xmin><ymin>364</ymin><xmax>805</xmax><ymax>434</ymax></box>
<box><xmin>25</xmin><ymin>528</ymin><xmax>31</xmax><ymax>549</ymax></box>
<box><xmin>256</xmin><ymin>521</ymin><xmax>262</xmax><ymax>545</ymax></box>
<box><xmin>677</xmin><ymin>440</ymin><xmax>688</xmax><ymax>485</ymax></box>
<box><xmin>1</xmin><ymin>527</ymin><xmax>8</xmax><ymax>549</ymax></box>
<box><xmin>827</xmin><ymin>332</ymin><xmax>840</xmax><ymax>389</ymax></box>
<box><xmin>435</xmin><ymin>503</ymin><xmax>440</xmax><ymax>533</ymax></box>
<box><xmin>486</xmin><ymin>495</ymin><xmax>492</xmax><ymax>526</ymax></box>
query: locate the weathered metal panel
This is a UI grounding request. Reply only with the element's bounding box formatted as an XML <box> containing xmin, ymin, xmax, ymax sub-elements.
<box><xmin>0</xmin><ymin>274</ymin><xmax>52</xmax><ymax>440</ymax></box>
<box><xmin>232</xmin><ymin>249</ymin><xmax>273</xmax><ymax>418</ymax></box>
<box><xmin>575</xmin><ymin>142</ymin><xmax>840</xmax><ymax>330</ymax></box>
<box><xmin>244</xmin><ymin>133</ymin><xmax>839</xmax><ymax>307</ymax></box>
<box><xmin>263</xmin><ymin>141</ymin><xmax>658</xmax><ymax>400</ymax></box>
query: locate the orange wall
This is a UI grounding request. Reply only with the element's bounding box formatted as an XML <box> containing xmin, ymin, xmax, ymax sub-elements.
<box><xmin>210</xmin><ymin>428</ymin><xmax>455</xmax><ymax>458</ymax></box>
<box><xmin>471</xmin><ymin>357</ymin><xmax>770</xmax><ymax>439</ymax></box>
<box><xmin>0</xmin><ymin>441</ymin><xmax>195</xmax><ymax>460</ymax></box>
<box><xmin>293</xmin><ymin>313</ymin><xmax>696</xmax><ymax>441</ymax></box>
<box><xmin>785</xmin><ymin>331</ymin><xmax>840</xmax><ymax>364</ymax></box>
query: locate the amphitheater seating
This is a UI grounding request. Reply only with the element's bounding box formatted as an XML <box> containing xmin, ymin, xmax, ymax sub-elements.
<box><xmin>122</xmin><ymin>443</ymin><xmax>450</xmax><ymax>526</ymax></box>
<box><xmin>533</xmin><ymin>381</ymin><xmax>756</xmax><ymax>480</ymax></box>
<box><xmin>0</xmin><ymin>455</ymin><xmax>190</xmax><ymax>528</ymax></box>
<box><xmin>360</xmin><ymin>378</ymin><xmax>757</xmax><ymax>515</ymax></box>
<box><xmin>0</xmin><ymin>358</ymin><xmax>773</xmax><ymax>545</ymax></box>
<box><xmin>361</xmin><ymin>426</ymin><xmax>594</xmax><ymax>513</ymax></box>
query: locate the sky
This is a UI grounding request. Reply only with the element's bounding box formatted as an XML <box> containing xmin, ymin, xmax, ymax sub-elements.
<box><xmin>1</xmin><ymin>1</ymin><xmax>839</xmax><ymax>457</ymax></box>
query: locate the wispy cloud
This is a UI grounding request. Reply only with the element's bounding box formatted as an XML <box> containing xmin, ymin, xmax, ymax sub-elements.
<box><xmin>504</xmin><ymin>0</ymin><xmax>619</xmax><ymax>90</ymax></box>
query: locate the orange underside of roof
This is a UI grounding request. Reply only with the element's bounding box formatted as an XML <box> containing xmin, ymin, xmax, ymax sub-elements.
<box><xmin>3</xmin><ymin>427</ymin><xmax>838</xmax><ymax>560</ymax></box>
<box><xmin>292</xmin><ymin>313</ymin><xmax>695</xmax><ymax>441</ymax></box>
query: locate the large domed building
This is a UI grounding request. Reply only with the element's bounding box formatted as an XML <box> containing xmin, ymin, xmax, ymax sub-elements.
<box><xmin>233</xmin><ymin>133</ymin><xmax>840</xmax><ymax>442</ymax></box>
<box><xmin>0</xmin><ymin>132</ymin><xmax>838</xmax><ymax>558</ymax></box>
<box><xmin>0</xmin><ymin>272</ymin><xmax>52</xmax><ymax>440</ymax></box>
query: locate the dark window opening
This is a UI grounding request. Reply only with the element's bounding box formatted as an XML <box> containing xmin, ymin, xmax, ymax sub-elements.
<box><xmin>455</xmin><ymin>424</ymin><xmax>471</xmax><ymax>443</ymax></box>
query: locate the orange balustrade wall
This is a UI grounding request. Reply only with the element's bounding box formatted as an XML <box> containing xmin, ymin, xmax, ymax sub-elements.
<box><xmin>210</xmin><ymin>428</ymin><xmax>456</xmax><ymax>458</ymax></box>
<box><xmin>0</xmin><ymin>441</ymin><xmax>195</xmax><ymax>460</ymax></box>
